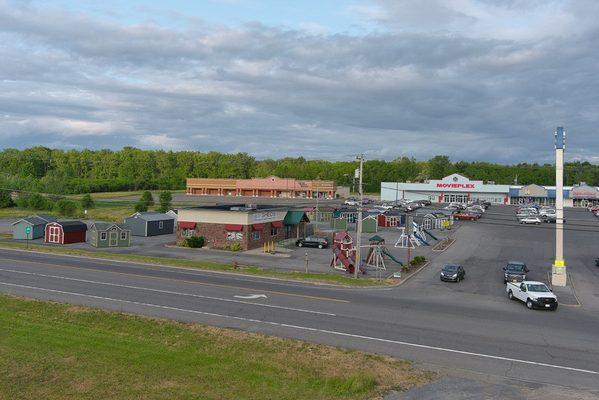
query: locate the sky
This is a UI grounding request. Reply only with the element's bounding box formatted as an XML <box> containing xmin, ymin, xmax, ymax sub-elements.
<box><xmin>1</xmin><ymin>0</ymin><xmax>598</xmax><ymax>163</ymax></box>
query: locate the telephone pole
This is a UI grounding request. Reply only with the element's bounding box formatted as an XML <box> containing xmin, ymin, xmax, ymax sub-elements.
<box><xmin>354</xmin><ymin>154</ymin><xmax>364</xmax><ymax>279</ymax></box>
<box><xmin>552</xmin><ymin>127</ymin><xmax>567</xmax><ymax>286</ymax></box>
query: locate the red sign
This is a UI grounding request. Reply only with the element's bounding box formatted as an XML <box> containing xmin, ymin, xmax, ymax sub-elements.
<box><xmin>436</xmin><ymin>183</ymin><xmax>475</xmax><ymax>189</ymax></box>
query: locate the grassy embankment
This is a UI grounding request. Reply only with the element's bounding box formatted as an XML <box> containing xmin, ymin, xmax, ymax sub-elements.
<box><xmin>0</xmin><ymin>294</ymin><xmax>434</xmax><ymax>400</ymax></box>
<box><xmin>0</xmin><ymin>241</ymin><xmax>392</xmax><ymax>286</ymax></box>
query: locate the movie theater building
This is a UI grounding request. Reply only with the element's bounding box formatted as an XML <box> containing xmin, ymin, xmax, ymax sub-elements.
<box><xmin>381</xmin><ymin>174</ymin><xmax>512</xmax><ymax>205</ymax></box>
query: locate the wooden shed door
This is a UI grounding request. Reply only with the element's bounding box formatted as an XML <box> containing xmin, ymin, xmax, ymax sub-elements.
<box><xmin>109</xmin><ymin>231</ymin><xmax>118</xmax><ymax>247</ymax></box>
<box><xmin>48</xmin><ymin>226</ymin><xmax>61</xmax><ymax>243</ymax></box>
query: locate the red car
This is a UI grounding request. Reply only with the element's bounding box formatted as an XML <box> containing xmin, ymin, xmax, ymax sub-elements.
<box><xmin>454</xmin><ymin>212</ymin><xmax>479</xmax><ymax>221</ymax></box>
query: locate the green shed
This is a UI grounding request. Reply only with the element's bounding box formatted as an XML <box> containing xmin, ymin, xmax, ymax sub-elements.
<box><xmin>330</xmin><ymin>218</ymin><xmax>348</xmax><ymax>231</ymax></box>
<box><xmin>88</xmin><ymin>223</ymin><xmax>131</xmax><ymax>248</ymax></box>
<box><xmin>361</xmin><ymin>216</ymin><xmax>378</xmax><ymax>233</ymax></box>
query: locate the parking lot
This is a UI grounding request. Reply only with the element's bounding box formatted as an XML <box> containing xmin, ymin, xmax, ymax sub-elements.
<box><xmin>406</xmin><ymin>205</ymin><xmax>599</xmax><ymax>311</ymax></box>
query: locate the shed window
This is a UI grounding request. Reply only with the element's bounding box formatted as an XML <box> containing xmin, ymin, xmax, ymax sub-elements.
<box><xmin>100</xmin><ymin>232</ymin><xmax>107</xmax><ymax>240</ymax></box>
<box><xmin>120</xmin><ymin>232</ymin><xmax>127</xmax><ymax>240</ymax></box>
<box><xmin>158</xmin><ymin>221</ymin><xmax>164</xmax><ymax>229</ymax></box>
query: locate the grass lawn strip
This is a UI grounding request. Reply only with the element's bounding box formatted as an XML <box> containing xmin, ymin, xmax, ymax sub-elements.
<box><xmin>0</xmin><ymin>242</ymin><xmax>393</xmax><ymax>287</ymax></box>
<box><xmin>0</xmin><ymin>294</ymin><xmax>435</xmax><ymax>400</ymax></box>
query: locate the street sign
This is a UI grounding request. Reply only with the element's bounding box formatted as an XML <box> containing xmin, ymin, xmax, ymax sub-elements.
<box><xmin>24</xmin><ymin>226</ymin><xmax>32</xmax><ymax>235</ymax></box>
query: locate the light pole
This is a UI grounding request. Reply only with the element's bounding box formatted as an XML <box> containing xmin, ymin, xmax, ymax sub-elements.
<box><xmin>552</xmin><ymin>127</ymin><xmax>567</xmax><ymax>286</ymax></box>
<box><xmin>354</xmin><ymin>154</ymin><xmax>364</xmax><ymax>279</ymax></box>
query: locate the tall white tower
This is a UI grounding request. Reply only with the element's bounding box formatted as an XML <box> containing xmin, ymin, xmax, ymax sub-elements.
<box><xmin>552</xmin><ymin>127</ymin><xmax>567</xmax><ymax>287</ymax></box>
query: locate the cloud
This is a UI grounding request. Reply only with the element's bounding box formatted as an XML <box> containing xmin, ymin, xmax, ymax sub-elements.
<box><xmin>0</xmin><ymin>0</ymin><xmax>598</xmax><ymax>163</ymax></box>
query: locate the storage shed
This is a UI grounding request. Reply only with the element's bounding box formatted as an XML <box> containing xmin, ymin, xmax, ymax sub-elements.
<box><xmin>12</xmin><ymin>214</ymin><xmax>56</xmax><ymax>240</ymax></box>
<box><xmin>124</xmin><ymin>212</ymin><xmax>175</xmax><ymax>237</ymax></box>
<box><xmin>45</xmin><ymin>221</ymin><xmax>87</xmax><ymax>244</ymax></box>
<box><xmin>88</xmin><ymin>223</ymin><xmax>131</xmax><ymax>248</ymax></box>
<box><xmin>377</xmin><ymin>211</ymin><xmax>404</xmax><ymax>228</ymax></box>
<box><xmin>361</xmin><ymin>216</ymin><xmax>378</xmax><ymax>233</ymax></box>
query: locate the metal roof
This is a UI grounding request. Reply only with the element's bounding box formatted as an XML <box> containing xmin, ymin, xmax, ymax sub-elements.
<box><xmin>90</xmin><ymin>222</ymin><xmax>130</xmax><ymax>231</ymax></box>
<box><xmin>129</xmin><ymin>212</ymin><xmax>176</xmax><ymax>222</ymax></box>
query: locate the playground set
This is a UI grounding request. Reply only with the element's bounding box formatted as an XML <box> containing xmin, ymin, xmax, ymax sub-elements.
<box><xmin>330</xmin><ymin>219</ymin><xmax>441</xmax><ymax>274</ymax></box>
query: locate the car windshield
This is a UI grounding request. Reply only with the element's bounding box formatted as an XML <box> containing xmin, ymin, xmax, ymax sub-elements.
<box><xmin>527</xmin><ymin>284</ymin><xmax>550</xmax><ymax>292</ymax></box>
<box><xmin>443</xmin><ymin>265</ymin><xmax>459</xmax><ymax>272</ymax></box>
<box><xmin>506</xmin><ymin>264</ymin><xmax>525</xmax><ymax>272</ymax></box>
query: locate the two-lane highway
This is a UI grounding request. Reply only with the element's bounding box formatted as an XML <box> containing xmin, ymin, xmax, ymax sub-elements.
<box><xmin>1</xmin><ymin>248</ymin><xmax>599</xmax><ymax>395</ymax></box>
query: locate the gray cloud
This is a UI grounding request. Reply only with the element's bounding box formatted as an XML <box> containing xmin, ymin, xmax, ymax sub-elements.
<box><xmin>0</xmin><ymin>0</ymin><xmax>598</xmax><ymax>163</ymax></box>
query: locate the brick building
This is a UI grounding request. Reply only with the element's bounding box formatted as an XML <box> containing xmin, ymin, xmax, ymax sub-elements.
<box><xmin>186</xmin><ymin>176</ymin><xmax>337</xmax><ymax>199</ymax></box>
<box><xmin>176</xmin><ymin>205</ymin><xmax>309</xmax><ymax>250</ymax></box>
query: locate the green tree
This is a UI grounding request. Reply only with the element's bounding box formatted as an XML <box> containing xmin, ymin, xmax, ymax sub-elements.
<box><xmin>80</xmin><ymin>194</ymin><xmax>95</xmax><ymax>209</ymax></box>
<box><xmin>140</xmin><ymin>191</ymin><xmax>154</xmax><ymax>206</ymax></box>
<box><xmin>428</xmin><ymin>155</ymin><xmax>453</xmax><ymax>179</ymax></box>
<box><xmin>134</xmin><ymin>201</ymin><xmax>148</xmax><ymax>213</ymax></box>
<box><xmin>53</xmin><ymin>199</ymin><xmax>78</xmax><ymax>217</ymax></box>
<box><xmin>0</xmin><ymin>190</ymin><xmax>13</xmax><ymax>208</ymax></box>
<box><xmin>158</xmin><ymin>191</ymin><xmax>172</xmax><ymax>213</ymax></box>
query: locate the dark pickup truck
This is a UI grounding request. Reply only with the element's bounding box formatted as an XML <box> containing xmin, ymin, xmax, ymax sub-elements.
<box><xmin>503</xmin><ymin>261</ymin><xmax>529</xmax><ymax>283</ymax></box>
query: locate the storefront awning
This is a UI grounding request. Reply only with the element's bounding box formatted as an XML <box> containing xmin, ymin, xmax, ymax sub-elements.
<box><xmin>284</xmin><ymin>211</ymin><xmax>310</xmax><ymax>225</ymax></box>
<box><xmin>271</xmin><ymin>220</ymin><xmax>283</xmax><ymax>228</ymax></box>
<box><xmin>178</xmin><ymin>221</ymin><xmax>196</xmax><ymax>229</ymax></box>
<box><xmin>224</xmin><ymin>224</ymin><xmax>243</xmax><ymax>231</ymax></box>
<box><xmin>252</xmin><ymin>223</ymin><xmax>265</xmax><ymax>231</ymax></box>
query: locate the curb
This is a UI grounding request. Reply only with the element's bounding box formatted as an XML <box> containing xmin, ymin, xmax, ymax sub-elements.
<box><xmin>0</xmin><ymin>245</ymin><xmax>394</xmax><ymax>290</ymax></box>
<box><xmin>390</xmin><ymin>261</ymin><xmax>430</xmax><ymax>286</ymax></box>
<box><xmin>546</xmin><ymin>271</ymin><xmax>582</xmax><ymax>307</ymax></box>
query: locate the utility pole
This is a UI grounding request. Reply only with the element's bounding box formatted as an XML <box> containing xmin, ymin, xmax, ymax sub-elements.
<box><xmin>552</xmin><ymin>127</ymin><xmax>567</xmax><ymax>286</ymax></box>
<box><xmin>354</xmin><ymin>154</ymin><xmax>364</xmax><ymax>279</ymax></box>
<box><xmin>305</xmin><ymin>251</ymin><xmax>309</xmax><ymax>273</ymax></box>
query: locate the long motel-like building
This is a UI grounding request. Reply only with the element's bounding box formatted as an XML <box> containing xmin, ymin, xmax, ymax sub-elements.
<box><xmin>186</xmin><ymin>176</ymin><xmax>337</xmax><ymax>199</ymax></box>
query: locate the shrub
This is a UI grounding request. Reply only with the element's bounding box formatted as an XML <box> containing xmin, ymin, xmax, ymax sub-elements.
<box><xmin>222</xmin><ymin>243</ymin><xmax>230</xmax><ymax>251</ymax></box>
<box><xmin>185</xmin><ymin>236</ymin><xmax>205</xmax><ymax>248</ymax></box>
<box><xmin>141</xmin><ymin>191</ymin><xmax>154</xmax><ymax>206</ymax></box>
<box><xmin>230</xmin><ymin>243</ymin><xmax>242</xmax><ymax>252</ymax></box>
<box><xmin>80</xmin><ymin>193</ymin><xmax>95</xmax><ymax>209</ymax></box>
<box><xmin>0</xmin><ymin>190</ymin><xmax>13</xmax><ymax>208</ymax></box>
<box><xmin>15</xmin><ymin>192</ymin><xmax>50</xmax><ymax>210</ymax></box>
<box><xmin>53</xmin><ymin>199</ymin><xmax>78</xmax><ymax>217</ymax></box>
<box><xmin>134</xmin><ymin>201</ymin><xmax>148</xmax><ymax>212</ymax></box>
<box><xmin>401</xmin><ymin>265</ymin><xmax>410</xmax><ymax>273</ymax></box>
<box><xmin>410</xmin><ymin>256</ymin><xmax>426</xmax><ymax>266</ymax></box>
<box><xmin>158</xmin><ymin>190</ymin><xmax>172</xmax><ymax>213</ymax></box>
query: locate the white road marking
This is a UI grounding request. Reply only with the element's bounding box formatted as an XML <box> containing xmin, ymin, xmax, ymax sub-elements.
<box><xmin>0</xmin><ymin>281</ymin><xmax>598</xmax><ymax>377</ymax></box>
<box><xmin>0</xmin><ymin>269</ymin><xmax>335</xmax><ymax>317</ymax></box>
<box><xmin>234</xmin><ymin>294</ymin><xmax>267</xmax><ymax>300</ymax></box>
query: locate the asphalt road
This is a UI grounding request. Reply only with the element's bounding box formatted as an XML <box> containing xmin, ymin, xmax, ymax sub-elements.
<box><xmin>0</xmin><ymin>240</ymin><xmax>598</xmax><ymax>398</ymax></box>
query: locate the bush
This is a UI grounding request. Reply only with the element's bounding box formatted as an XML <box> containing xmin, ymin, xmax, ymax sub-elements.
<box><xmin>230</xmin><ymin>243</ymin><xmax>242</xmax><ymax>252</ymax></box>
<box><xmin>15</xmin><ymin>192</ymin><xmax>51</xmax><ymax>210</ymax></box>
<box><xmin>222</xmin><ymin>243</ymin><xmax>230</xmax><ymax>251</ymax></box>
<box><xmin>134</xmin><ymin>201</ymin><xmax>148</xmax><ymax>212</ymax></box>
<box><xmin>410</xmin><ymin>256</ymin><xmax>426</xmax><ymax>266</ymax></box>
<box><xmin>185</xmin><ymin>236</ymin><xmax>205</xmax><ymax>248</ymax></box>
<box><xmin>141</xmin><ymin>191</ymin><xmax>154</xmax><ymax>206</ymax></box>
<box><xmin>80</xmin><ymin>193</ymin><xmax>95</xmax><ymax>209</ymax></box>
<box><xmin>158</xmin><ymin>190</ymin><xmax>172</xmax><ymax>213</ymax></box>
<box><xmin>401</xmin><ymin>265</ymin><xmax>410</xmax><ymax>273</ymax></box>
<box><xmin>53</xmin><ymin>199</ymin><xmax>78</xmax><ymax>217</ymax></box>
<box><xmin>0</xmin><ymin>190</ymin><xmax>13</xmax><ymax>208</ymax></box>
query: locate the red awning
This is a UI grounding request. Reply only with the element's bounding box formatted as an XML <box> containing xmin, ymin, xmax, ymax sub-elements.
<box><xmin>271</xmin><ymin>220</ymin><xmax>283</xmax><ymax>228</ymax></box>
<box><xmin>224</xmin><ymin>224</ymin><xmax>243</xmax><ymax>231</ymax></box>
<box><xmin>252</xmin><ymin>223</ymin><xmax>265</xmax><ymax>231</ymax></box>
<box><xmin>178</xmin><ymin>221</ymin><xmax>196</xmax><ymax>229</ymax></box>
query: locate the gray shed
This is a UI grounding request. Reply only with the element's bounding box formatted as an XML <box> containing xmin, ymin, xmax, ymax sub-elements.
<box><xmin>88</xmin><ymin>222</ymin><xmax>131</xmax><ymax>248</ymax></box>
<box><xmin>124</xmin><ymin>212</ymin><xmax>175</xmax><ymax>237</ymax></box>
<box><xmin>12</xmin><ymin>214</ymin><xmax>56</xmax><ymax>240</ymax></box>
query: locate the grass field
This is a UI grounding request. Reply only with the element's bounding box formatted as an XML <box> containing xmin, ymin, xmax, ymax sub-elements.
<box><xmin>0</xmin><ymin>295</ymin><xmax>434</xmax><ymax>400</ymax></box>
<box><xmin>0</xmin><ymin>242</ymin><xmax>395</xmax><ymax>286</ymax></box>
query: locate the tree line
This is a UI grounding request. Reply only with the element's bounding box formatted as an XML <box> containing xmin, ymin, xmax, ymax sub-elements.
<box><xmin>0</xmin><ymin>148</ymin><xmax>598</xmax><ymax>195</ymax></box>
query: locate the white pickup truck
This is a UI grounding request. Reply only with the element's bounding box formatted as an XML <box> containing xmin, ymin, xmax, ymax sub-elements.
<box><xmin>506</xmin><ymin>281</ymin><xmax>558</xmax><ymax>310</ymax></box>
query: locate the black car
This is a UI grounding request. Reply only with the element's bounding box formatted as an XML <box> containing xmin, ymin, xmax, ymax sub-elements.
<box><xmin>503</xmin><ymin>261</ymin><xmax>529</xmax><ymax>283</ymax></box>
<box><xmin>595</xmin><ymin>257</ymin><xmax>599</xmax><ymax>267</ymax></box>
<box><xmin>296</xmin><ymin>236</ymin><xmax>329</xmax><ymax>249</ymax></box>
<box><xmin>440</xmin><ymin>264</ymin><xmax>465</xmax><ymax>282</ymax></box>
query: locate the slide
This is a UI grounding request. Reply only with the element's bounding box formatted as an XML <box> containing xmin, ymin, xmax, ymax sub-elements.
<box><xmin>382</xmin><ymin>248</ymin><xmax>403</xmax><ymax>266</ymax></box>
<box><xmin>423</xmin><ymin>228</ymin><xmax>439</xmax><ymax>241</ymax></box>
<box><xmin>332</xmin><ymin>245</ymin><xmax>355</xmax><ymax>274</ymax></box>
<box><xmin>413</xmin><ymin>232</ymin><xmax>430</xmax><ymax>246</ymax></box>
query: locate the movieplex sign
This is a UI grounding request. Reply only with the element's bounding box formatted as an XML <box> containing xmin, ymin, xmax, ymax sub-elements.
<box><xmin>436</xmin><ymin>183</ymin><xmax>476</xmax><ymax>189</ymax></box>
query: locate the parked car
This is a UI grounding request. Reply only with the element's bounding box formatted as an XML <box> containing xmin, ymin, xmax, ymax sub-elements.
<box><xmin>519</xmin><ymin>216</ymin><xmax>541</xmax><ymax>224</ymax></box>
<box><xmin>595</xmin><ymin>257</ymin><xmax>599</xmax><ymax>267</ymax></box>
<box><xmin>419</xmin><ymin>199</ymin><xmax>432</xmax><ymax>206</ymax></box>
<box><xmin>454</xmin><ymin>212</ymin><xmax>479</xmax><ymax>221</ymax></box>
<box><xmin>440</xmin><ymin>264</ymin><xmax>465</xmax><ymax>282</ymax></box>
<box><xmin>503</xmin><ymin>261</ymin><xmax>529</xmax><ymax>283</ymax></box>
<box><xmin>296</xmin><ymin>237</ymin><xmax>329</xmax><ymax>249</ymax></box>
<box><xmin>506</xmin><ymin>281</ymin><xmax>558</xmax><ymax>310</ymax></box>
<box><xmin>344</xmin><ymin>199</ymin><xmax>359</xmax><ymax>206</ymax></box>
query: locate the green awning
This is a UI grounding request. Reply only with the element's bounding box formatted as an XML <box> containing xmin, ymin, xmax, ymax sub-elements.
<box><xmin>368</xmin><ymin>235</ymin><xmax>385</xmax><ymax>243</ymax></box>
<box><xmin>284</xmin><ymin>211</ymin><xmax>309</xmax><ymax>225</ymax></box>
